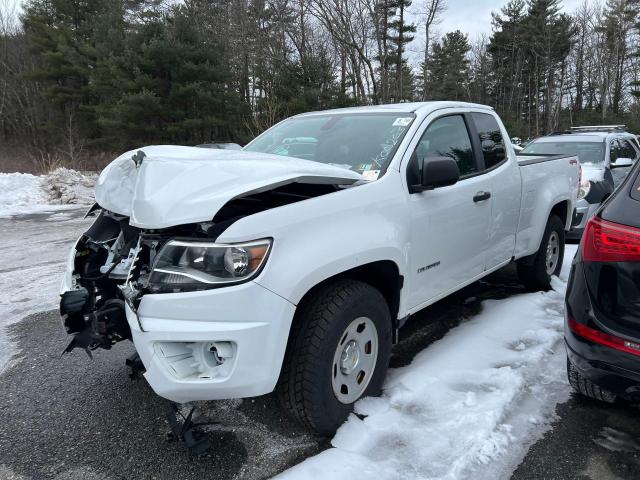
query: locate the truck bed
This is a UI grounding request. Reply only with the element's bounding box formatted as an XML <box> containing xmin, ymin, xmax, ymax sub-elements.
<box><xmin>514</xmin><ymin>153</ymin><xmax>580</xmax><ymax>259</ymax></box>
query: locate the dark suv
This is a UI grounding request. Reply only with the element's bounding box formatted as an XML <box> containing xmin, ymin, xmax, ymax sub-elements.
<box><xmin>565</xmin><ymin>158</ymin><xmax>640</xmax><ymax>402</ymax></box>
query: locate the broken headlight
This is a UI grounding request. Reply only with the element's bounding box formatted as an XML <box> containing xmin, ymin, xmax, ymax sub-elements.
<box><xmin>148</xmin><ymin>239</ymin><xmax>271</xmax><ymax>292</ymax></box>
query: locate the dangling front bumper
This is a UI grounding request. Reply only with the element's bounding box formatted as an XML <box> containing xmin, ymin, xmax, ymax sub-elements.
<box><xmin>124</xmin><ymin>280</ymin><xmax>296</xmax><ymax>403</ymax></box>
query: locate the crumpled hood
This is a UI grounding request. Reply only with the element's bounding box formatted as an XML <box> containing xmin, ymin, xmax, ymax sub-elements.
<box><xmin>95</xmin><ymin>145</ymin><xmax>362</xmax><ymax>229</ymax></box>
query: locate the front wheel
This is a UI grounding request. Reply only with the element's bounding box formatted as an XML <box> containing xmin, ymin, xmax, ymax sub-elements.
<box><xmin>277</xmin><ymin>279</ymin><xmax>392</xmax><ymax>436</ymax></box>
<box><xmin>517</xmin><ymin>214</ymin><xmax>565</xmax><ymax>290</ymax></box>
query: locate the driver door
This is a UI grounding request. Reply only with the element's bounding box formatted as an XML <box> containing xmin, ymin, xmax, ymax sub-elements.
<box><xmin>406</xmin><ymin>113</ymin><xmax>492</xmax><ymax>311</ymax></box>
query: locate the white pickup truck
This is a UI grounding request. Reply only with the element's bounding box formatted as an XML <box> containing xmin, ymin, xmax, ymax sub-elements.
<box><xmin>60</xmin><ymin>102</ymin><xmax>579</xmax><ymax>435</ymax></box>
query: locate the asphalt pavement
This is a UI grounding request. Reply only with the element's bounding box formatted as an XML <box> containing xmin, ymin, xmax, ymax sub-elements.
<box><xmin>1</xmin><ymin>251</ymin><xmax>639</xmax><ymax>479</ymax></box>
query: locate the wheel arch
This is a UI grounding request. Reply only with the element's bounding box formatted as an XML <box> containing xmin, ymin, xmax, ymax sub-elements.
<box><xmin>550</xmin><ymin>199</ymin><xmax>571</xmax><ymax>231</ymax></box>
<box><xmin>291</xmin><ymin>260</ymin><xmax>403</xmax><ymax>343</ymax></box>
<box><xmin>518</xmin><ymin>202</ymin><xmax>568</xmax><ymax>267</ymax></box>
<box><xmin>296</xmin><ymin>260</ymin><xmax>402</xmax><ymax>319</ymax></box>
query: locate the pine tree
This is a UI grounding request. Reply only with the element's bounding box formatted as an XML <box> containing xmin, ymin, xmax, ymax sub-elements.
<box><xmin>425</xmin><ymin>30</ymin><xmax>471</xmax><ymax>101</ymax></box>
<box><xmin>22</xmin><ymin>0</ymin><xmax>124</xmax><ymax>146</ymax></box>
<box><xmin>375</xmin><ymin>0</ymin><xmax>416</xmax><ymax>103</ymax></box>
<box><xmin>93</xmin><ymin>5</ymin><xmax>247</xmax><ymax>147</ymax></box>
<box><xmin>599</xmin><ymin>0</ymin><xmax>640</xmax><ymax>115</ymax></box>
<box><xmin>388</xmin><ymin>0</ymin><xmax>416</xmax><ymax>101</ymax></box>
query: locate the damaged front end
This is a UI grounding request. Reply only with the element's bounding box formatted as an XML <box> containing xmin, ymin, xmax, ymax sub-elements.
<box><xmin>60</xmin><ymin>209</ymin><xmax>264</xmax><ymax>356</ymax></box>
<box><xmin>59</xmin><ymin>185</ymin><xmax>339</xmax><ymax>357</ymax></box>
<box><xmin>60</xmin><ymin>208</ymin><xmax>247</xmax><ymax>355</ymax></box>
<box><xmin>61</xmin><ymin>209</ymin><xmax>147</xmax><ymax>355</ymax></box>
<box><xmin>60</xmin><ymin>146</ymin><xmax>362</xmax><ymax>357</ymax></box>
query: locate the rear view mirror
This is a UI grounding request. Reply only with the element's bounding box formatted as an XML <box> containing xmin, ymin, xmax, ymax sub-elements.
<box><xmin>410</xmin><ymin>157</ymin><xmax>460</xmax><ymax>193</ymax></box>
<box><xmin>612</xmin><ymin>157</ymin><xmax>634</xmax><ymax>168</ymax></box>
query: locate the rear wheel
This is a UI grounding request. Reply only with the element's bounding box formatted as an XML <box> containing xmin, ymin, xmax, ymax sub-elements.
<box><xmin>567</xmin><ymin>357</ymin><xmax>616</xmax><ymax>403</ymax></box>
<box><xmin>277</xmin><ymin>279</ymin><xmax>392</xmax><ymax>436</ymax></box>
<box><xmin>517</xmin><ymin>214</ymin><xmax>565</xmax><ymax>290</ymax></box>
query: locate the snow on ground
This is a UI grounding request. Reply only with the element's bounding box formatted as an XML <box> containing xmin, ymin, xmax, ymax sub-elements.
<box><xmin>0</xmin><ymin>209</ymin><xmax>92</xmax><ymax>373</ymax></box>
<box><xmin>0</xmin><ymin>168</ymin><xmax>96</xmax><ymax>371</ymax></box>
<box><xmin>0</xmin><ymin>168</ymin><xmax>96</xmax><ymax>218</ymax></box>
<box><xmin>279</xmin><ymin>245</ymin><xmax>579</xmax><ymax>480</ymax></box>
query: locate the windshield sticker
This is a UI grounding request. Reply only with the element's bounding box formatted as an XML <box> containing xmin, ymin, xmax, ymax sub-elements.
<box><xmin>362</xmin><ymin>170</ymin><xmax>381</xmax><ymax>181</ymax></box>
<box><xmin>356</xmin><ymin>163</ymin><xmax>373</xmax><ymax>172</ymax></box>
<box><xmin>393</xmin><ymin>117</ymin><xmax>413</xmax><ymax>127</ymax></box>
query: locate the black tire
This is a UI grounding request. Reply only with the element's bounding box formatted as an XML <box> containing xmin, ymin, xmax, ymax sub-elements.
<box><xmin>567</xmin><ymin>357</ymin><xmax>615</xmax><ymax>403</ymax></box>
<box><xmin>517</xmin><ymin>214</ymin><xmax>565</xmax><ymax>290</ymax></box>
<box><xmin>277</xmin><ymin>279</ymin><xmax>392</xmax><ymax>436</ymax></box>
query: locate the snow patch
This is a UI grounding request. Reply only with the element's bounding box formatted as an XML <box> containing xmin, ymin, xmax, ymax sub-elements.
<box><xmin>0</xmin><ymin>169</ymin><xmax>96</xmax><ymax>217</ymax></box>
<box><xmin>278</xmin><ymin>246</ymin><xmax>578</xmax><ymax>480</ymax></box>
<box><xmin>0</xmin><ymin>172</ymin><xmax>49</xmax><ymax>216</ymax></box>
<box><xmin>581</xmin><ymin>164</ymin><xmax>605</xmax><ymax>183</ymax></box>
<box><xmin>41</xmin><ymin>168</ymin><xmax>97</xmax><ymax>206</ymax></box>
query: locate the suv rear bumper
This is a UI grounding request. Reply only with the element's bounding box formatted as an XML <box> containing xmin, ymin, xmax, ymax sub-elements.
<box><xmin>565</xmin><ymin>338</ymin><xmax>640</xmax><ymax>400</ymax></box>
<box><xmin>126</xmin><ymin>281</ymin><xmax>296</xmax><ymax>403</ymax></box>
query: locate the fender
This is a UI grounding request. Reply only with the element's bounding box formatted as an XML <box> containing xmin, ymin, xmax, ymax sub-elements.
<box><xmin>217</xmin><ymin>170</ymin><xmax>410</xmax><ymax>306</ymax></box>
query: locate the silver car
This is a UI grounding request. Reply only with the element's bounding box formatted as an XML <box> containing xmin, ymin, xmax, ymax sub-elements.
<box><xmin>521</xmin><ymin>128</ymin><xmax>638</xmax><ymax>240</ymax></box>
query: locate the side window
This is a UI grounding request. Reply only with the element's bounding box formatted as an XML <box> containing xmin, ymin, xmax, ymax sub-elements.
<box><xmin>610</xmin><ymin>141</ymin><xmax>621</xmax><ymax>162</ymax></box>
<box><xmin>471</xmin><ymin>113</ymin><xmax>506</xmax><ymax>169</ymax></box>
<box><xmin>413</xmin><ymin>115</ymin><xmax>476</xmax><ymax>177</ymax></box>
<box><xmin>618</xmin><ymin>139</ymin><xmax>638</xmax><ymax>160</ymax></box>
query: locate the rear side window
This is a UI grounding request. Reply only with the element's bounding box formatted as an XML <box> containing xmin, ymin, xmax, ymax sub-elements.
<box><xmin>414</xmin><ymin>115</ymin><xmax>476</xmax><ymax>176</ymax></box>
<box><xmin>471</xmin><ymin>113</ymin><xmax>506</xmax><ymax>169</ymax></box>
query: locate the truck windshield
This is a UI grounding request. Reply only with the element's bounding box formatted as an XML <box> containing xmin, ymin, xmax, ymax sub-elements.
<box><xmin>244</xmin><ymin>113</ymin><xmax>415</xmax><ymax>177</ymax></box>
<box><xmin>521</xmin><ymin>141</ymin><xmax>605</xmax><ymax>165</ymax></box>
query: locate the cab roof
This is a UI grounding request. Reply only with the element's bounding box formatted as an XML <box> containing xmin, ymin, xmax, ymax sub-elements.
<box><xmin>296</xmin><ymin>101</ymin><xmax>494</xmax><ymax>117</ymax></box>
<box><xmin>538</xmin><ymin>131</ymin><xmax>637</xmax><ymax>143</ymax></box>
<box><xmin>534</xmin><ymin>134</ymin><xmax>606</xmax><ymax>143</ymax></box>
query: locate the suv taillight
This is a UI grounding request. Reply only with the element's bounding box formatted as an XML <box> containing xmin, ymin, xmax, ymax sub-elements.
<box><xmin>568</xmin><ymin>317</ymin><xmax>640</xmax><ymax>356</ymax></box>
<box><xmin>582</xmin><ymin>216</ymin><xmax>640</xmax><ymax>262</ymax></box>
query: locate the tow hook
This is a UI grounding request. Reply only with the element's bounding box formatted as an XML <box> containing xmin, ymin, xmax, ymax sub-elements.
<box><xmin>166</xmin><ymin>403</ymin><xmax>214</xmax><ymax>456</ymax></box>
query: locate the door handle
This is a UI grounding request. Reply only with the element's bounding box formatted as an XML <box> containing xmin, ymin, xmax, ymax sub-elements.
<box><xmin>473</xmin><ymin>191</ymin><xmax>491</xmax><ymax>202</ymax></box>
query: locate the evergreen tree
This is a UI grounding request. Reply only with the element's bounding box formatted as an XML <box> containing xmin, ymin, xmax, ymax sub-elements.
<box><xmin>425</xmin><ymin>30</ymin><xmax>471</xmax><ymax>101</ymax></box>
<box><xmin>375</xmin><ymin>0</ymin><xmax>416</xmax><ymax>102</ymax></box>
<box><xmin>22</xmin><ymin>0</ymin><xmax>124</xmax><ymax>145</ymax></box>
<box><xmin>93</xmin><ymin>5</ymin><xmax>247</xmax><ymax>147</ymax></box>
<box><xmin>388</xmin><ymin>0</ymin><xmax>416</xmax><ymax>101</ymax></box>
<box><xmin>598</xmin><ymin>0</ymin><xmax>640</xmax><ymax>115</ymax></box>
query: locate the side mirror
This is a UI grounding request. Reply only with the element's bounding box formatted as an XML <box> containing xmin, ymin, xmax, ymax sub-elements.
<box><xmin>410</xmin><ymin>157</ymin><xmax>460</xmax><ymax>193</ymax></box>
<box><xmin>611</xmin><ymin>157</ymin><xmax>634</xmax><ymax>168</ymax></box>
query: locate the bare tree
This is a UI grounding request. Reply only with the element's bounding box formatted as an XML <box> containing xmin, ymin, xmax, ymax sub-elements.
<box><xmin>308</xmin><ymin>0</ymin><xmax>380</xmax><ymax>102</ymax></box>
<box><xmin>417</xmin><ymin>0</ymin><xmax>446</xmax><ymax>99</ymax></box>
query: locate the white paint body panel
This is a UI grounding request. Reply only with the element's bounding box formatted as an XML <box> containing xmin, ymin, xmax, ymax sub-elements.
<box><xmin>68</xmin><ymin>102</ymin><xmax>579</xmax><ymax>402</ymax></box>
<box><xmin>95</xmin><ymin>145</ymin><xmax>361</xmax><ymax>229</ymax></box>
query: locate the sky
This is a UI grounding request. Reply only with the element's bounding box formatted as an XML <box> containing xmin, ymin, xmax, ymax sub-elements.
<box><xmin>4</xmin><ymin>0</ymin><xmax>587</xmax><ymax>57</ymax></box>
<box><xmin>406</xmin><ymin>0</ymin><xmax>586</xmax><ymax>61</ymax></box>
<box><xmin>4</xmin><ymin>0</ymin><xmax>588</xmax><ymax>35</ymax></box>
<box><xmin>440</xmin><ymin>0</ymin><xmax>585</xmax><ymax>39</ymax></box>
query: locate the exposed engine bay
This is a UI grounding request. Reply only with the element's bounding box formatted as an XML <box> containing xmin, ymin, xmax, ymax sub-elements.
<box><xmin>59</xmin><ymin>181</ymin><xmax>342</xmax><ymax>356</ymax></box>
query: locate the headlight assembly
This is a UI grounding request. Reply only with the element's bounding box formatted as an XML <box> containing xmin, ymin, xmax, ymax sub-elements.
<box><xmin>578</xmin><ymin>179</ymin><xmax>591</xmax><ymax>200</ymax></box>
<box><xmin>148</xmin><ymin>239</ymin><xmax>272</xmax><ymax>292</ymax></box>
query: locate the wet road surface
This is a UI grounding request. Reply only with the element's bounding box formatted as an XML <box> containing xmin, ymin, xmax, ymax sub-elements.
<box><xmin>0</xmin><ymin>249</ymin><xmax>526</xmax><ymax>479</ymax></box>
<box><xmin>1</xmin><ymin>212</ymin><xmax>638</xmax><ymax>479</ymax></box>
